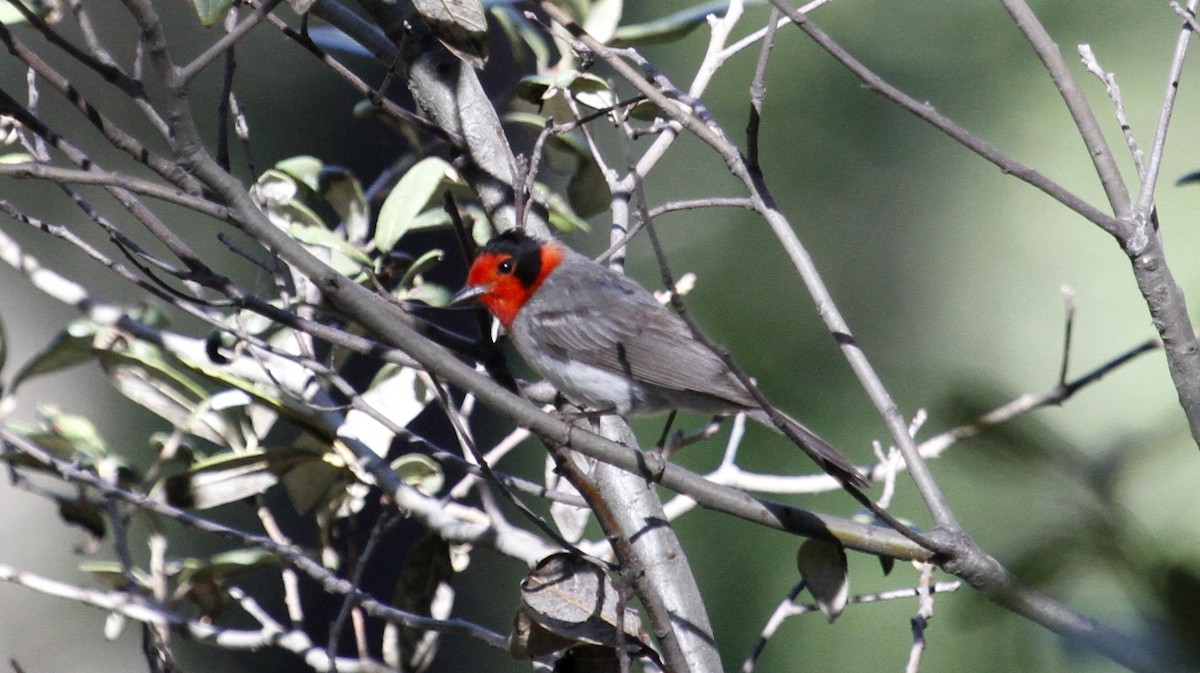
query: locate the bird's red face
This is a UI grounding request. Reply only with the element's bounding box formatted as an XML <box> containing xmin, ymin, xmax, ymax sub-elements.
<box><xmin>460</xmin><ymin>231</ymin><xmax>564</xmax><ymax>329</ymax></box>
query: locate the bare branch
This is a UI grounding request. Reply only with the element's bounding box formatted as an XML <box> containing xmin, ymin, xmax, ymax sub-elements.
<box><xmin>1000</xmin><ymin>0</ymin><xmax>1132</xmax><ymax>220</ymax></box>
<box><xmin>0</xmin><ymin>562</ymin><xmax>402</xmax><ymax>672</ymax></box>
<box><xmin>0</xmin><ymin>427</ymin><xmax>512</xmax><ymax>650</ymax></box>
<box><xmin>1078</xmin><ymin>44</ymin><xmax>1145</xmax><ymax>178</ymax></box>
<box><xmin>177</xmin><ymin>0</ymin><xmax>284</xmax><ymax>84</ymax></box>
<box><xmin>1131</xmin><ymin>0</ymin><xmax>1199</xmax><ymax>221</ymax></box>
<box><xmin>766</xmin><ymin>0</ymin><xmax>1129</xmax><ymax>240</ymax></box>
<box><xmin>0</xmin><ymin>162</ymin><xmax>226</xmax><ymax>217</ymax></box>
<box><xmin>0</xmin><ymin>21</ymin><xmax>201</xmax><ymax>193</ymax></box>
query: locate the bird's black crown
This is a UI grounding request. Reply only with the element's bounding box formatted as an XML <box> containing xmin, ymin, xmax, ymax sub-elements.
<box><xmin>480</xmin><ymin>229</ymin><xmax>546</xmax><ymax>288</ymax></box>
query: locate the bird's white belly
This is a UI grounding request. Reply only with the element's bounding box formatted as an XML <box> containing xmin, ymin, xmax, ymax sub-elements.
<box><xmin>510</xmin><ymin>309</ymin><xmax>676</xmax><ymax>416</ymax></box>
<box><xmin>534</xmin><ymin>356</ymin><xmax>639</xmax><ymax>414</ymax></box>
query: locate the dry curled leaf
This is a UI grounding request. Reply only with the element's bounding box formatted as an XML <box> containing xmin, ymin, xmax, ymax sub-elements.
<box><xmin>513</xmin><ymin>553</ymin><xmax>649</xmax><ymax>656</ymax></box>
<box><xmin>510</xmin><ymin>606</ymin><xmax>577</xmax><ymax>659</ymax></box>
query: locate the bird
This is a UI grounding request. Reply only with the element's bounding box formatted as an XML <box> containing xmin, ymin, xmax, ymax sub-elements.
<box><xmin>451</xmin><ymin>229</ymin><xmax>868</xmax><ymax>487</ymax></box>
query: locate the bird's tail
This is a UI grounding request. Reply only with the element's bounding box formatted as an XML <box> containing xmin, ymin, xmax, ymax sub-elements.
<box><xmin>748</xmin><ymin>408</ymin><xmax>870</xmax><ymax>488</ymax></box>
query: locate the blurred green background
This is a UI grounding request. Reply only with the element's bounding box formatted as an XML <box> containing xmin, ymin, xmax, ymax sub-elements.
<box><xmin>2</xmin><ymin>1</ymin><xmax>1200</xmax><ymax>671</ymax></box>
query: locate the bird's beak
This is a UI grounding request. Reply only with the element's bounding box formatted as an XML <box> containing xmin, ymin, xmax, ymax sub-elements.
<box><xmin>450</xmin><ymin>284</ymin><xmax>487</xmax><ymax>306</ymax></box>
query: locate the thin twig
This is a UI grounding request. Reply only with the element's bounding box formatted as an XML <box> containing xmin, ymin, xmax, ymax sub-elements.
<box><xmin>1078</xmin><ymin>45</ymin><xmax>1145</xmax><ymax>178</ymax></box>
<box><xmin>252</xmin><ymin>0</ymin><xmax>463</xmax><ymax>146</ymax></box>
<box><xmin>0</xmin><ymin>427</ymin><xmax>512</xmax><ymax>649</ymax></box>
<box><xmin>0</xmin><ymin>562</ymin><xmax>398</xmax><ymax>672</ymax></box>
<box><xmin>1058</xmin><ymin>285</ymin><xmax>1076</xmax><ymax>387</ymax></box>
<box><xmin>746</xmin><ymin>6</ymin><xmax>781</xmax><ymax>170</ymax></box>
<box><xmin>328</xmin><ymin>511</ymin><xmax>403</xmax><ymax>668</ymax></box>
<box><xmin>6</xmin><ymin>0</ymin><xmax>148</xmax><ymax>103</ymax></box>
<box><xmin>177</xmin><ymin>0</ymin><xmax>284</xmax><ymax>84</ymax></box>
<box><xmin>542</xmin><ymin>0</ymin><xmax>959</xmax><ymax>533</ymax></box>
<box><xmin>0</xmin><ymin>162</ymin><xmax>226</xmax><ymax>217</ymax></box>
<box><xmin>427</xmin><ymin>376</ymin><xmax>581</xmax><ymax>553</ymax></box>
<box><xmin>1000</xmin><ymin>0</ymin><xmax>1132</xmax><ymax>221</ymax></box>
<box><xmin>904</xmin><ymin>563</ymin><xmax>937</xmax><ymax>673</ymax></box>
<box><xmin>766</xmin><ymin>0</ymin><xmax>1128</xmax><ymax>240</ymax></box>
<box><xmin>1175</xmin><ymin>1</ymin><xmax>1200</xmax><ymax>32</ymax></box>
<box><xmin>741</xmin><ymin>578</ymin><xmax>962</xmax><ymax>673</ymax></box>
<box><xmin>0</xmin><ymin>22</ymin><xmax>201</xmax><ymax>193</ymax></box>
<box><xmin>1131</xmin><ymin>0</ymin><xmax>1199</xmax><ymax>223</ymax></box>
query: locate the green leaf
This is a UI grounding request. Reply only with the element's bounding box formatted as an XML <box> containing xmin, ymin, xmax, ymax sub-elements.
<box><xmin>279</xmin><ymin>449</ymin><xmax>348</xmax><ymax>514</ymax></box>
<box><xmin>203</xmin><ymin>548</ymin><xmax>280</xmax><ymax>578</ymax></box>
<box><xmin>514</xmin><ymin>71</ymin><xmax>615</xmax><ymax>110</ymax></box>
<box><xmin>375</xmin><ymin>157</ymin><xmax>455</xmax><ymax>252</ymax></box>
<box><xmin>471</xmin><ymin>210</ymin><xmax>494</xmax><ymax>247</ymax></box>
<box><xmin>504</xmin><ymin>113</ymin><xmax>607</xmax><ymax>219</ymax></box>
<box><xmin>407</xmin><ymin>208</ymin><xmax>454</xmax><ymax>235</ymax></box>
<box><xmin>628</xmin><ymin>98</ymin><xmax>664</xmax><ymax>121</ymax></box>
<box><xmin>582</xmin><ymin>0</ymin><xmax>623</xmax><ymax>44</ymax></box>
<box><xmin>362</xmin><ymin>365</ymin><xmax>436</xmax><ymax>431</ymax></box>
<box><xmin>10</xmin><ymin>319</ymin><xmax>99</xmax><ymax>391</ymax></box>
<box><xmin>566</xmin><ymin>155</ymin><xmax>609</xmax><ymax>218</ymax></box>
<box><xmin>514</xmin><ymin>74</ymin><xmax>561</xmax><ymax>106</ymax></box>
<box><xmin>4</xmin><ymin>427</ymin><xmax>78</xmax><ymax>469</ymax></box>
<box><xmin>547</xmin><ymin>207</ymin><xmax>588</xmax><ymax>233</ymax></box>
<box><xmin>174</xmin><ymin>549</ymin><xmax>280</xmax><ymax>620</ymax></box>
<box><xmin>163</xmin><ymin>451</ymin><xmax>276</xmax><ymax>509</ymax></box>
<box><xmin>391</xmin><ymin>454</ymin><xmax>444</xmax><ymax>496</ymax></box>
<box><xmin>403</xmin><ymin>282</ymin><xmax>452</xmax><ymax>308</ymax></box>
<box><xmin>141</xmin><ymin>330</ymin><xmax>324</xmax><ymax>438</ymax></box>
<box><xmin>95</xmin><ymin>341</ymin><xmax>237</xmax><ymax>447</ymax></box>
<box><xmin>191</xmin><ymin>0</ymin><xmax>235</xmax><ymax>27</ymax></box>
<box><xmin>275</xmin><ymin>155</ymin><xmax>324</xmax><ymax>192</ymax></box>
<box><xmin>568</xmin><ymin>72</ymin><xmax>616</xmax><ymax>111</ymax></box>
<box><xmin>38</xmin><ymin>405</ymin><xmax>109</xmax><ymax>463</ymax></box>
<box><xmin>543</xmin><ymin>187</ymin><xmax>592</xmax><ymax>233</ymax></box>
<box><xmin>256</xmin><ymin>169</ymin><xmax>324</xmax><ymax>230</ymax></box>
<box><xmin>538</xmin><ymin>128</ymin><xmax>607</xmax><ymax>216</ymax></box>
<box><xmin>413</xmin><ymin>0</ymin><xmax>488</xmax><ymax>69</ymax></box>
<box><xmin>504</xmin><ymin>110</ymin><xmax>553</xmax><ymax>129</ymax></box>
<box><xmin>58</xmin><ymin>497</ymin><xmax>106</xmax><ymax>540</ymax></box>
<box><xmin>288</xmin><ymin>223</ymin><xmax>371</xmax><ymax>277</ymax></box>
<box><xmin>490</xmin><ymin>5</ymin><xmax>552</xmax><ymax>72</ymax></box>
<box><xmin>256</xmin><ymin>168</ymin><xmax>302</xmax><ymax>202</ymax></box>
<box><xmin>319</xmin><ymin>166</ymin><xmax>370</xmax><ymax>245</ymax></box>
<box><xmin>398</xmin><ymin>248</ymin><xmax>445</xmax><ymax>291</ymax></box>
<box><xmin>0</xmin><ymin>0</ymin><xmax>51</xmax><ymax>25</ymax></box>
<box><xmin>612</xmin><ymin>1</ymin><xmax>764</xmax><ymax>47</ymax></box>
<box><xmin>0</xmin><ymin>152</ymin><xmax>33</xmax><ymax>164</ymax></box>
<box><xmin>162</xmin><ymin>448</ymin><xmax>330</xmax><ymax>510</ymax></box>
<box><xmin>79</xmin><ymin>561</ymin><xmax>150</xmax><ymax>590</ymax></box>
<box><xmin>796</xmin><ymin>539</ymin><xmax>849</xmax><ymax>623</ymax></box>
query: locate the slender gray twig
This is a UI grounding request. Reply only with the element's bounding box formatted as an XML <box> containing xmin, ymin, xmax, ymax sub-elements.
<box><xmin>0</xmin><ymin>163</ymin><xmax>227</xmax><ymax>217</ymax></box>
<box><xmin>764</xmin><ymin>0</ymin><xmax>1128</xmax><ymax>240</ymax></box>
<box><xmin>1000</xmin><ymin>0</ymin><xmax>1132</xmax><ymax>220</ymax></box>
<box><xmin>177</xmin><ymin>0</ymin><xmax>284</xmax><ymax>84</ymax></box>
<box><xmin>0</xmin><ymin>427</ymin><xmax>511</xmax><ymax>649</ymax></box>
<box><xmin>1131</xmin><ymin>0</ymin><xmax>1199</xmax><ymax>222</ymax></box>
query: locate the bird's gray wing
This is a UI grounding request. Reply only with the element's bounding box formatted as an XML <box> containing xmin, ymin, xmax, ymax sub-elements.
<box><xmin>520</xmin><ymin>266</ymin><xmax>756</xmax><ymax>407</ymax></box>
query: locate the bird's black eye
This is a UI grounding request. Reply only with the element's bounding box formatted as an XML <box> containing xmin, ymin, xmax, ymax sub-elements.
<box><xmin>497</xmin><ymin>258</ymin><xmax>514</xmax><ymax>274</ymax></box>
